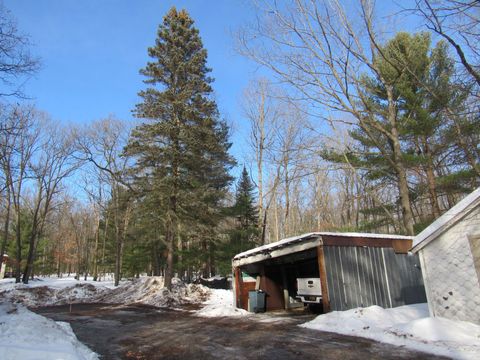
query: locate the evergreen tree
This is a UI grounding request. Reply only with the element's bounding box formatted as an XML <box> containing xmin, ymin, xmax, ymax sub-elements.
<box><xmin>323</xmin><ymin>32</ymin><xmax>470</xmax><ymax>233</ymax></box>
<box><xmin>125</xmin><ymin>8</ymin><xmax>235</xmax><ymax>289</ymax></box>
<box><xmin>234</xmin><ymin>166</ymin><xmax>258</xmax><ymax>229</ymax></box>
<box><xmin>225</xmin><ymin>167</ymin><xmax>259</xmax><ymax>266</ymax></box>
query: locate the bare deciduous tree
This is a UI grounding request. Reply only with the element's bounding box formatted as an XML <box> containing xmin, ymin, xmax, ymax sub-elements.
<box><xmin>22</xmin><ymin>117</ymin><xmax>79</xmax><ymax>283</ymax></box>
<box><xmin>238</xmin><ymin>0</ymin><xmax>418</xmax><ymax>234</ymax></box>
<box><xmin>0</xmin><ymin>104</ymin><xmax>39</xmax><ymax>282</ymax></box>
<box><xmin>241</xmin><ymin>78</ymin><xmax>279</xmax><ymax>243</ymax></box>
<box><xmin>412</xmin><ymin>0</ymin><xmax>480</xmax><ymax>86</ymax></box>
<box><xmin>76</xmin><ymin>117</ymin><xmax>132</xmax><ymax>286</ymax></box>
<box><xmin>0</xmin><ymin>3</ymin><xmax>40</xmax><ymax>98</ymax></box>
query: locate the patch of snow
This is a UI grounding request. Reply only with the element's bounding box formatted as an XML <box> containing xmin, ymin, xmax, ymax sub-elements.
<box><xmin>300</xmin><ymin>303</ymin><xmax>480</xmax><ymax>359</ymax></box>
<box><xmin>195</xmin><ymin>289</ymin><xmax>250</xmax><ymax>317</ymax></box>
<box><xmin>0</xmin><ymin>302</ymin><xmax>98</xmax><ymax>360</ymax></box>
<box><xmin>201</xmin><ymin>275</ymin><xmax>225</xmax><ymax>281</ymax></box>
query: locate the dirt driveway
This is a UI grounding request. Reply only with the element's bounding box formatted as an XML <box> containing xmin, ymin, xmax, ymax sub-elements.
<box><xmin>35</xmin><ymin>304</ymin><xmax>445</xmax><ymax>360</ymax></box>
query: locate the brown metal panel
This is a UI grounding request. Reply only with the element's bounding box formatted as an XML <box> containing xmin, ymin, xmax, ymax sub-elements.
<box><xmin>322</xmin><ymin>235</ymin><xmax>412</xmax><ymax>253</ymax></box>
<box><xmin>261</xmin><ymin>266</ymin><xmax>285</xmax><ymax>311</ymax></box>
<box><xmin>317</xmin><ymin>245</ymin><xmax>330</xmax><ymax>312</ymax></box>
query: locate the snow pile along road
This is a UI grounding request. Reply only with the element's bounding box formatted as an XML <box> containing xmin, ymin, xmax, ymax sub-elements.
<box><xmin>0</xmin><ymin>276</ymin><xmax>211</xmax><ymax>308</ymax></box>
<box><xmin>93</xmin><ymin>277</ymin><xmax>211</xmax><ymax>307</ymax></box>
<box><xmin>0</xmin><ymin>278</ymin><xmax>111</xmax><ymax>307</ymax></box>
<box><xmin>195</xmin><ymin>289</ymin><xmax>250</xmax><ymax>317</ymax></box>
<box><xmin>0</xmin><ymin>302</ymin><xmax>98</xmax><ymax>360</ymax></box>
<box><xmin>0</xmin><ymin>283</ymin><xmax>106</xmax><ymax>307</ymax></box>
<box><xmin>300</xmin><ymin>303</ymin><xmax>480</xmax><ymax>360</ymax></box>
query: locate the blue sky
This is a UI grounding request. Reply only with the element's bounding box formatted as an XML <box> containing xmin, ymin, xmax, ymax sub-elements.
<box><xmin>5</xmin><ymin>0</ymin><xmax>259</xmax><ymax>172</ymax></box>
<box><xmin>4</xmin><ymin>0</ymin><xmax>425</xmax><ymax>181</ymax></box>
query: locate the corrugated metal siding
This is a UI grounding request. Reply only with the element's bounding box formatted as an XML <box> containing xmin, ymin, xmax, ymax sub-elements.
<box><xmin>324</xmin><ymin>246</ymin><xmax>426</xmax><ymax>311</ymax></box>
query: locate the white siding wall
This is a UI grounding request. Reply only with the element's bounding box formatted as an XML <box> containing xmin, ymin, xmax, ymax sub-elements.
<box><xmin>420</xmin><ymin>206</ymin><xmax>480</xmax><ymax>324</ymax></box>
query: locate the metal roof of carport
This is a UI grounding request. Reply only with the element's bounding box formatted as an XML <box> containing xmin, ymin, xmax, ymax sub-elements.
<box><xmin>232</xmin><ymin>232</ymin><xmax>413</xmax><ymax>267</ymax></box>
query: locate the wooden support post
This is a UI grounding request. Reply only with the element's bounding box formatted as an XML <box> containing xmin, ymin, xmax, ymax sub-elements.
<box><xmin>281</xmin><ymin>266</ymin><xmax>289</xmax><ymax>310</ymax></box>
<box><xmin>233</xmin><ymin>267</ymin><xmax>242</xmax><ymax>308</ymax></box>
<box><xmin>317</xmin><ymin>245</ymin><xmax>330</xmax><ymax>312</ymax></box>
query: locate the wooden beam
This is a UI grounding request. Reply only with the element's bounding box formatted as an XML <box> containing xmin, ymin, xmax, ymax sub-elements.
<box><xmin>233</xmin><ymin>267</ymin><xmax>241</xmax><ymax>308</ymax></box>
<box><xmin>391</xmin><ymin>239</ymin><xmax>412</xmax><ymax>253</ymax></box>
<box><xmin>317</xmin><ymin>245</ymin><xmax>330</xmax><ymax>312</ymax></box>
<box><xmin>281</xmin><ymin>266</ymin><xmax>289</xmax><ymax>310</ymax></box>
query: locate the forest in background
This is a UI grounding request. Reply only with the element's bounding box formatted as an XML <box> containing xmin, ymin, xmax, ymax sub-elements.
<box><xmin>0</xmin><ymin>0</ymin><xmax>479</xmax><ymax>287</ymax></box>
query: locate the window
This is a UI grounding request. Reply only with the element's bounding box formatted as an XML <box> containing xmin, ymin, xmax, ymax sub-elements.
<box><xmin>468</xmin><ymin>234</ymin><xmax>480</xmax><ymax>283</ymax></box>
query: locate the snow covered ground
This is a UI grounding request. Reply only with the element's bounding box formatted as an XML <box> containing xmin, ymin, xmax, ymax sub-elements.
<box><xmin>0</xmin><ymin>302</ymin><xmax>98</xmax><ymax>360</ymax></box>
<box><xmin>2</xmin><ymin>277</ymin><xmax>480</xmax><ymax>359</ymax></box>
<box><xmin>300</xmin><ymin>303</ymin><xmax>480</xmax><ymax>359</ymax></box>
<box><xmin>0</xmin><ymin>275</ymin><xmax>212</xmax><ymax>359</ymax></box>
<box><xmin>195</xmin><ymin>288</ymin><xmax>249</xmax><ymax>317</ymax></box>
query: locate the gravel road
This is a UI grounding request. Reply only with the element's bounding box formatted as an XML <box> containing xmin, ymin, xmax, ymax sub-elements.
<box><xmin>35</xmin><ymin>304</ymin><xmax>446</xmax><ymax>360</ymax></box>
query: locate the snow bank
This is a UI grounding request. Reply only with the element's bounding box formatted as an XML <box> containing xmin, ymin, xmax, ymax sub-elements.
<box><xmin>0</xmin><ymin>302</ymin><xmax>98</xmax><ymax>360</ymax></box>
<box><xmin>0</xmin><ymin>278</ymin><xmax>112</xmax><ymax>307</ymax></box>
<box><xmin>93</xmin><ymin>277</ymin><xmax>210</xmax><ymax>307</ymax></box>
<box><xmin>0</xmin><ymin>276</ymin><xmax>211</xmax><ymax>308</ymax></box>
<box><xmin>195</xmin><ymin>289</ymin><xmax>250</xmax><ymax>317</ymax></box>
<box><xmin>301</xmin><ymin>303</ymin><xmax>480</xmax><ymax>359</ymax></box>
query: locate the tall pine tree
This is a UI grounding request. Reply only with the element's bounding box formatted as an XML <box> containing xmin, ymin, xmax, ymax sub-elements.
<box><xmin>323</xmin><ymin>32</ymin><xmax>468</xmax><ymax>234</ymax></box>
<box><xmin>125</xmin><ymin>8</ymin><xmax>234</xmax><ymax>289</ymax></box>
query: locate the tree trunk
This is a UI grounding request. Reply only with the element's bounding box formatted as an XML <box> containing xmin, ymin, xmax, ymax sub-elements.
<box><xmin>14</xmin><ymin>207</ymin><xmax>22</xmax><ymax>283</ymax></box>
<box><xmin>257</xmin><ymin>92</ymin><xmax>265</xmax><ymax>237</ymax></box>
<box><xmin>92</xmin><ymin>213</ymin><xmax>100</xmax><ymax>281</ymax></box>
<box><xmin>164</xmin><ymin>224</ymin><xmax>174</xmax><ymax>290</ymax></box>
<box><xmin>0</xmin><ymin>187</ymin><xmax>11</xmax><ymax>269</ymax></box>
<box><xmin>101</xmin><ymin>212</ymin><xmax>109</xmax><ymax>280</ymax></box>
<box><xmin>260</xmin><ymin>209</ymin><xmax>268</xmax><ymax>245</ymax></box>
<box><xmin>22</xmin><ymin>232</ymin><xmax>38</xmax><ymax>284</ymax></box>
<box><xmin>114</xmin><ymin>223</ymin><xmax>121</xmax><ymax>286</ymax></box>
<box><xmin>164</xmin><ymin>130</ymin><xmax>180</xmax><ymax>290</ymax></box>
<box><xmin>387</xmin><ymin>86</ymin><xmax>415</xmax><ymax>236</ymax></box>
<box><xmin>209</xmin><ymin>239</ymin><xmax>215</xmax><ymax>276</ymax></box>
<box><xmin>425</xmin><ymin>159</ymin><xmax>441</xmax><ymax>219</ymax></box>
<box><xmin>284</xmin><ymin>164</ymin><xmax>290</xmax><ymax>237</ymax></box>
<box><xmin>177</xmin><ymin>225</ymin><xmax>183</xmax><ymax>280</ymax></box>
<box><xmin>273</xmin><ymin>193</ymin><xmax>280</xmax><ymax>241</ymax></box>
<box><xmin>201</xmin><ymin>238</ymin><xmax>208</xmax><ymax>278</ymax></box>
<box><xmin>393</xmin><ymin>148</ymin><xmax>415</xmax><ymax>235</ymax></box>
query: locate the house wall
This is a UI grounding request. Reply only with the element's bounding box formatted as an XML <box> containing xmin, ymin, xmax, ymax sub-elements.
<box><xmin>420</xmin><ymin>206</ymin><xmax>480</xmax><ymax>324</ymax></box>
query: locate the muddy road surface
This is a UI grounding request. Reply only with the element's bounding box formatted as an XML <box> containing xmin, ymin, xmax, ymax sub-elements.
<box><xmin>35</xmin><ymin>304</ymin><xmax>445</xmax><ymax>360</ymax></box>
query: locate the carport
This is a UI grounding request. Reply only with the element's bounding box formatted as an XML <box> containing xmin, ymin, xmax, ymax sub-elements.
<box><xmin>232</xmin><ymin>232</ymin><xmax>427</xmax><ymax>313</ymax></box>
